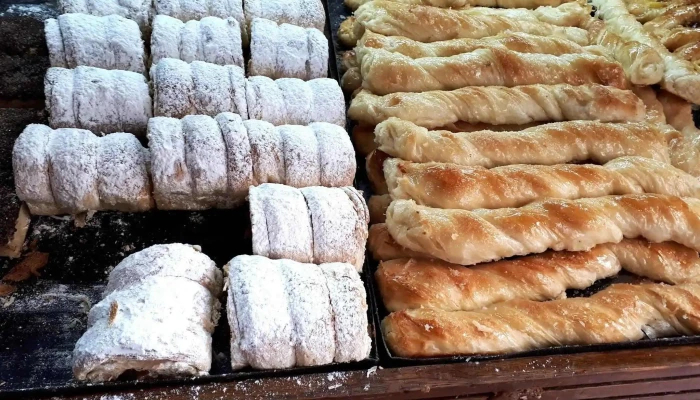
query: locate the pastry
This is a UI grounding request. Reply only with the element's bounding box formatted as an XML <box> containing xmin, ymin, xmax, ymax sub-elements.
<box><xmin>657</xmin><ymin>90</ymin><xmax>700</xmax><ymax>177</ymax></box>
<box><xmin>382</xmin><ymin>282</ymin><xmax>700</xmax><ymax>357</ymax></box>
<box><xmin>463</xmin><ymin>2</ymin><xmax>593</xmax><ymax>27</ymax></box>
<box><xmin>360</xmin><ymin>48</ymin><xmax>627</xmax><ymax>94</ymax></box>
<box><xmin>150</xmin><ymin>15</ymin><xmax>244</xmax><ymax>67</ymax></box>
<box><xmin>348</xmin><ymin>85</ymin><xmax>645</xmax><ymax>127</ymax></box>
<box><xmin>58</xmin><ymin>0</ymin><xmax>152</xmax><ymax>31</ymax></box>
<box><xmin>368</xmin><ymin>223</ymin><xmax>430</xmax><ymax>261</ymax></box>
<box><xmin>373</xmin><ymin>118</ymin><xmax>669</xmax><ymax>166</ymax></box>
<box><xmin>386</xmin><ymin>195</ymin><xmax>700</xmax><ymax>265</ymax></box>
<box><xmin>643</xmin><ymin>5</ymin><xmax>700</xmax><ymax>50</ymax></box>
<box><xmin>351</xmin><ymin>1</ymin><xmax>589</xmax><ymax>46</ymax></box>
<box><xmin>369</xmin><ymin>194</ymin><xmax>392</xmax><ymax>224</ymax></box>
<box><xmin>45</xmin><ymin>66</ymin><xmax>152</xmax><ymax>135</ymax></box>
<box><xmin>248</xmin><ymin>18</ymin><xmax>328</xmax><ymax>80</ymax></box>
<box><xmin>154</xmin><ymin>0</ymin><xmax>244</xmax><ymax>35</ymax></box>
<box><xmin>45</xmin><ymin>14</ymin><xmax>145</xmax><ymax>73</ymax></box>
<box><xmin>345</xmin><ymin>0</ymin><xmax>577</xmax><ymax>11</ymax></box>
<box><xmin>243</xmin><ymin>0</ymin><xmax>325</xmax><ymax>32</ymax></box>
<box><xmin>632</xmin><ymin>85</ymin><xmax>667</xmax><ymax>124</ymax></box>
<box><xmin>226</xmin><ymin>255</ymin><xmax>370</xmax><ymax>369</ymax></box>
<box><xmin>379</xmin><ymin>157</ymin><xmax>700</xmax><ymax>210</ymax></box>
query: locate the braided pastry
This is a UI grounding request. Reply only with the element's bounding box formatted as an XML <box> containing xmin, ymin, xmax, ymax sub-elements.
<box><xmin>360</xmin><ymin>48</ymin><xmax>626</xmax><ymax>94</ymax></box>
<box><xmin>374</xmin><ymin>118</ymin><xmax>669</xmax><ymax>166</ymax></box>
<box><xmin>352</xmin><ymin>1</ymin><xmax>589</xmax><ymax>45</ymax></box>
<box><xmin>349</xmin><ymin>85</ymin><xmax>644</xmax><ymax>127</ymax></box>
<box><xmin>643</xmin><ymin>5</ymin><xmax>700</xmax><ymax>50</ymax></box>
<box><xmin>383</xmin><ymin>282</ymin><xmax>700</xmax><ymax>357</ymax></box>
<box><xmin>346</xmin><ymin>0</ymin><xmax>575</xmax><ymax>10</ymax></box>
<box><xmin>386</xmin><ymin>195</ymin><xmax>700</xmax><ymax>265</ymax></box>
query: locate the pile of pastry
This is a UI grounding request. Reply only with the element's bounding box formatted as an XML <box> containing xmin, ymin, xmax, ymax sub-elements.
<box><xmin>337</xmin><ymin>0</ymin><xmax>700</xmax><ymax>358</ymax></box>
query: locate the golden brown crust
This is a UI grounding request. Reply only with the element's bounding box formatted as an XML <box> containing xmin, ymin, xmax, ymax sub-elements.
<box><xmin>632</xmin><ymin>85</ymin><xmax>667</xmax><ymax>123</ymax></box>
<box><xmin>368</xmin><ymin>223</ymin><xmax>429</xmax><ymax>261</ymax></box>
<box><xmin>644</xmin><ymin>5</ymin><xmax>700</xmax><ymax>49</ymax></box>
<box><xmin>382</xmin><ymin>282</ymin><xmax>700</xmax><ymax>357</ymax></box>
<box><xmin>345</xmin><ymin>0</ymin><xmax>575</xmax><ymax>11</ymax></box>
<box><xmin>338</xmin><ymin>17</ymin><xmax>357</xmax><ymax>48</ymax></box>
<box><xmin>366</xmin><ymin>150</ymin><xmax>390</xmax><ymax>195</ymax></box>
<box><xmin>368</xmin><ymin>195</ymin><xmax>392</xmax><ymax>224</ymax></box>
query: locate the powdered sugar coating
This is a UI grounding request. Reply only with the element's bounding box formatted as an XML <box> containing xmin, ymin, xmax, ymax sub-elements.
<box><xmin>182</xmin><ymin>115</ymin><xmax>229</xmax><ymax>208</ymax></box>
<box><xmin>151</xmin><ymin>58</ymin><xmax>195</xmax><ymax>119</ymax></box>
<box><xmin>276</xmin><ymin>78</ymin><xmax>313</xmax><ymax>125</ymax></box>
<box><xmin>216</xmin><ymin>112</ymin><xmax>253</xmax><ymax>205</ymax></box>
<box><xmin>279</xmin><ymin>125</ymin><xmax>320</xmax><ymax>187</ymax></box>
<box><xmin>147</xmin><ymin>117</ymin><xmax>194</xmax><ymax>210</ymax></box>
<box><xmin>105</xmin><ymin>243</ymin><xmax>222</xmax><ymax>296</ymax></box>
<box><xmin>58</xmin><ymin>0</ymin><xmax>152</xmax><ymax>31</ymax></box>
<box><xmin>301</xmin><ymin>186</ymin><xmax>366</xmax><ymax>270</ymax></box>
<box><xmin>151</xmin><ymin>16</ymin><xmax>243</xmax><ymax>67</ymax></box>
<box><xmin>44</xmin><ymin>18</ymin><xmax>67</xmax><ymax>68</ymax></box>
<box><xmin>311</xmin><ymin>122</ymin><xmax>355</xmax><ymax>187</ymax></box>
<box><xmin>248</xmin><ymin>18</ymin><xmax>279</xmax><ymax>77</ymax></box>
<box><xmin>245</xmin><ymin>119</ymin><xmax>285</xmax><ymax>184</ymax></box>
<box><xmin>341</xmin><ymin>186</ymin><xmax>370</xmax><ymax>270</ymax></box>
<box><xmin>279</xmin><ymin>259</ymin><xmax>335</xmax><ymax>366</ymax></box>
<box><xmin>46</xmin><ymin>66</ymin><xmax>151</xmax><ymax>135</ymax></box>
<box><xmin>228</xmin><ymin>255</ymin><xmax>295</xmax><ymax>369</ymax></box>
<box><xmin>245</xmin><ymin>76</ymin><xmax>286</xmax><ymax>125</ymax></box>
<box><xmin>48</xmin><ymin>128</ymin><xmax>100</xmax><ymax>214</ymax></box>
<box><xmin>96</xmin><ymin>132</ymin><xmax>153</xmax><ymax>212</ymax></box>
<box><xmin>154</xmin><ymin>0</ymin><xmax>244</xmax><ymax>34</ymax></box>
<box><xmin>12</xmin><ymin>124</ymin><xmax>59</xmax><ymax>215</ymax></box>
<box><xmin>227</xmin><ymin>63</ymin><xmax>248</xmax><ymax>119</ymax></box>
<box><xmin>306</xmin><ymin>28</ymin><xmax>329</xmax><ymax>79</ymax></box>
<box><xmin>244</xmin><ymin>0</ymin><xmax>325</xmax><ymax>31</ymax></box>
<box><xmin>190</xmin><ymin>61</ymin><xmax>234</xmax><ymax>116</ymax></box>
<box><xmin>276</xmin><ymin>23</ymin><xmax>309</xmax><ymax>79</ymax></box>
<box><xmin>321</xmin><ymin>263</ymin><xmax>371</xmax><ymax>363</ymax></box>
<box><xmin>308</xmin><ymin>78</ymin><xmax>345</xmax><ymax>127</ymax></box>
<box><xmin>249</xmin><ymin>183</ymin><xmax>313</xmax><ymax>262</ymax></box>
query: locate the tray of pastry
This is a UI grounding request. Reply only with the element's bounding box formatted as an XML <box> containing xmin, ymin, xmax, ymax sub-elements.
<box><xmin>327</xmin><ymin>0</ymin><xmax>700</xmax><ymax>368</ymax></box>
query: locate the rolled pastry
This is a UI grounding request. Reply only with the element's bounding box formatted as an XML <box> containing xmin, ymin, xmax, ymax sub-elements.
<box><xmin>248</xmin><ymin>18</ymin><xmax>328</xmax><ymax>80</ymax></box>
<box><xmin>351</xmin><ymin>1</ymin><xmax>589</xmax><ymax>46</ymax></box>
<box><xmin>151</xmin><ymin>59</ymin><xmax>247</xmax><ymax>119</ymax></box>
<box><xmin>245</xmin><ymin>77</ymin><xmax>345</xmax><ymax>126</ymax></box>
<box><xmin>58</xmin><ymin>0</ymin><xmax>152</xmax><ymax>31</ymax></box>
<box><xmin>658</xmin><ymin>89</ymin><xmax>699</xmax><ymax>136</ymax></box>
<box><xmin>45</xmin><ymin>66</ymin><xmax>152</xmax><ymax>136</ymax></box>
<box><xmin>586</xmin><ymin>19</ymin><xmax>664</xmax><ymax>85</ymax></box>
<box><xmin>633</xmin><ymin>85</ymin><xmax>667</xmax><ymax>124</ymax></box>
<box><xmin>360</xmin><ymin>48</ymin><xmax>627</xmax><ymax>95</ymax></box>
<box><xmin>13</xmin><ymin>125</ymin><xmax>153</xmax><ymax>215</ymax></box>
<box><xmin>591</xmin><ymin>0</ymin><xmax>700</xmax><ymax>104</ymax></box>
<box><xmin>373</xmin><ymin>119</ymin><xmax>671</xmax><ymax>167</ymax></box>
<box><xmin>244</xmin><ymin>0</ymin><xmax>325</xmax><ymax>32</ymax></box>
<box><xmin>154</xmin><ymin>0</ymin><xmax>244</xmax><ymax>34</ymax></box>
<box><xmin>73</xmin><ymin>244</ymin><xmax>222</xmax><ymax>381</ymax></box>
<box><xmin>345</xmin><ymin>0</ymin><xmax>575</xmax><ymax>11</ymax></box>
<box><xmin>462</xmin><ymin>2</ymin><xmax>593</xmax><ymax>27</ymax></box>
<box><xmin>349</xmin><ymin>84</ymin><xmax>645</xmax><ymax>128</ymax></box>
<box><xmin>368</xmin><ymin>223</ymin><xmax>427</xmax><ymax>261</ymax></box>
<box><xmin>380</xmin><ymin>157</ymin><xmax>700</xmax><ymax>210</ymax></box>
<box><xmin>226</xmin><ymin>255</ymin><xmax>370</xmax><ymax>370</ymax></box>
<box><xmin>383</xmin><ymin>282</ymin><xmax>700</xmax><ymax>357</ymax></box>
<box><xmin>45</xmin><ymin>14</ymin><xmax>145</xmax><ymax>73</ymax></box>
<box><xmin>386</xmin><ymin>195</ymin><xmax>700</xmax><ymax>265</ymax></box>
<box><xmin>151</xmin><ymin>15</ymin><xmax>244</xmax><ymax>67</ymax></box>
<box><xmin>643</xmin><ymin>5</ymin><xmax>700</xmax><ymax>50</ymax></box>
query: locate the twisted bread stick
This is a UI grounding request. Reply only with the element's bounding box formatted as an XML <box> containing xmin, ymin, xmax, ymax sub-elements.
<box><xmin>361</xmin><ymin>48</ymin><xmax>627</xmax><ymax>94</ymax></box>
<box><xmin>345</xmin><ymin>0</ymin><xmax>575</xmax><ymax>11</ymax></box>
<box><xmin>386</xmin><ymin>195</ymin><xmax>700</xmax><ymax>265</ymax></box>
<box><xmin>381</xmin><ymin>157</ymin><xmax>700</xmax><ymax>210</ymax></box>
<box><xmin>374</xmin><ymin>118</ymin><xmax>670</xmax><ymax>166</ymax></box>
<box><xmin>383</xmin><ymin>282</ymin><xmax>700</xmax><ymax>357</ymax></box>
<box><xmin>644</xmin><ymin>5</ymin><xmax>700</xmax><ymax>49</ymax></box>
<box><xmin>349</xmin><ymin>85</ymin><xmax>644</xmax><ymax>127</ymax></box>
<box><xmin>352</xmin><ymin>1</ymin><xmax>589</xmax><ymax>45</ymax></box>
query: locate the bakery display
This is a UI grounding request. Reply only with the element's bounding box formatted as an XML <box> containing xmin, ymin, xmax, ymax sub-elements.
<box><xmin>148</xmin><ymin>114</ymin><xmax>354</xmax><ymax>209</ymax></box>
<box><xmin>348</xmin><ymin>84</ymin><xmax>645</xmax><ymax>127</ymax></box>
<box><xmin>45</xmin><ymin>66</ymin><xmax>152</xmax><ymax>135</ymax></box>
<box><xmin>58</xmin><ymin>0</ymin><xmax>152</xmax><ymax>30</ymax></box>
<box><xmin>249</xmin><ymin>183</ymin><xmax>369</xmax><ymax>270</ymax></box>
<box><xmin>226</xmin><ymin>255</ymin><xmax>371</xmax><ymax>369</ymax></box>
<box><xmin>345</xmin><ymin>0</ymin><xmax>577</xmax><ymax>10</ymax></box>
<box><xmin>150</xmin><ymin>15</ymin><xmax>244</xmax><ymax>67</ymax></box>
<box><xmin>73</xmin><ymin>244</ymin><xmax>223</xmax><ymax>381</ymax></box>
<box><xmin>248</xmin><ymin>18</ymin><xmax>328</xmax><ymax>80</ymax></box>
<box><xmin>243</xmin><ymin>0</ymin><xmax>325</xmax><ymax>32</ymax></box>
<box><xmin>154</xmin><ymin>0</ymin><xmax>245</xmax><ymax>30</ymax></box>
<box><xmin>45</xmin><ymin>13</ymin><xmax>146</xmax><ymax>73</ymax></box>
<box><xmin>383</xmin><ymin>282</ymin><xmax>700</xmax><ymax>357</ymax></box>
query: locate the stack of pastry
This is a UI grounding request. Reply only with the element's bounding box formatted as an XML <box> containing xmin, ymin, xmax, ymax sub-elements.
<box><xmin>337</xmin><ymin>0</ymin><xmax>700</xmax><ymax>358</ymax></box>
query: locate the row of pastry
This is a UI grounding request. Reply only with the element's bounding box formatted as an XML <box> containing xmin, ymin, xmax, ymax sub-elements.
<box><xmin>44</xmin><ymin>62</ymin><xmax>344</xmax><ymax>136</ymax></box>
<box><xmin>47</xmin><ymin>13</ymin><xmax>329</xmax><ymax>80</ymax></box>
<box><xmin>13</xmin><ymin>115</ymin><xmax>354</xmax><ymax>214</ymax></box>
<box><xmin>73</xmin><ymin>243</ymin><xmax>371</xmax><ymax>381</ymax></box>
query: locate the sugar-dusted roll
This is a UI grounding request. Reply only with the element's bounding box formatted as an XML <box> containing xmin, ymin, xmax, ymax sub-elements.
<box><xmin>154</xmin><ymin>0</ymin><xmax>244</xmax><ymax>34</ymax></box>
<box><xmin>226</xmin><ymin>255</ymin><xmax>371</xmax><ymax>370</ymax></box>
<box><xmin>249</xmin><ymin>184</ymin><xmax>369</xmax><ymax>270</ymax></box>
<box><xmin>73</xmin><ymin>244</ymin><xmax>222</xmax><ymax>382</ymax></box>
<box><xmin>151</xmin><ymin>15</ymin><xmax>244</xmax><ymax>67</ymax></box>
<box><xmin>151</xmin><ymin>59</ymin><xmax>247</xmax><ymax>119</ymax></box>
<box><xmin>244</xmin><ymin>0</ymin><xmax>325</xmax><ymax>32</ymax></box>
<box><xmin>58</xmin><ymin>0</ymin><xmax>152</xmax><ymax>31</ymax></box>
<box><xmin>245</xmin><ymin>76</ymin><xmax>345</xmax><ymax>126</ymax></box>
<box><xmin>13</xmin><ymin>125</ymin><xmax>153</xmax><ymax>215</ymax></box>
<box><xmin>45</xmin><ymin>14</ymin><xmax>145</xmax><ymax>73</ymax></box>
<box><xmin>45</xmin><ymin>66</ymin><xmax>152</xmax><ymax>136</ymax></box>
<box><xmin>248</xmin><ymin>18</ymin><xmax>328</xmax><ymax>80</ymax></box>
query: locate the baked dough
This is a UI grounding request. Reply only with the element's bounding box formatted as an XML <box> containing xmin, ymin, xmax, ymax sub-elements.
<box><xmin>385</xmin><ymin>195</ymin><xmax>700</xmax><ymax>265</ymax></box>
<box><xmin>368</xmin><ymin>223</ymin><xmax>432</xmax><ymax>261</ymax></box>
<box><xmin>360</xmin><ymin>48</ymin><xmax>626</xmax><ymax>94</ymax></box>
<box><xmin>657</xmin><ymin>90</ymin><xmax>700</xmax><ymax>177</ymax></box>
<box><xmin>643</xmin><ymin>5</ymin><xmax>700</xmax><ymax>50</ymax></box>
<box><xmin>348</xmin><ymin>85</ymin><xmax>645</xmax><ymax>127</ymax></box>
<box><xmin>381</xmin><ymin>157</ymin><xmax>700</xmax><ymax>210</ymax></box>
<box><xmin>351</xmin><ymin>1</ymin><xmax>590</xmax><ymax>45</ymax></box>
<box><xmin>373</xmin><ymin>118</ymin><xmax>670</xmax><ymax>167</ymax></box>
<box><xmin>244</xmin><ymin>0</ymin><xmax>325</xmax><ymax>32</ymax></box>
<box><xmin>382</xmin><ymin>282</ymin><xmax>700</xmax><ymax>357</ymax></box>
<box><xmin>345</xmin><ymin>0</ymin><xmax>576</xmax><ymax>11</ymax></box>
<box><xmin>154</xmin><ymin>0</ymin><xmax>245</xmax><ymax>34</ymax></box>
<box><xmin>58</xmin><ymin>0</ymin><xmax>152</xmax><ymax>31</ymax></box>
